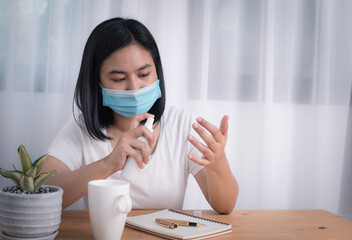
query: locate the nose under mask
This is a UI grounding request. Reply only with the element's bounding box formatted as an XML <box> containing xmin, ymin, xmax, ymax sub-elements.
<box><xmin>101</xmin><ymin>80</ymin><xmax>162</xmax><ymax>117</ymax></box>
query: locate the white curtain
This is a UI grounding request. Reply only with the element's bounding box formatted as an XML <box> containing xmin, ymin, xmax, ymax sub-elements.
<box><xmin>1</xmin><ymin>0</ymin><xmax>351</xmax><ymax>220</ymax></box>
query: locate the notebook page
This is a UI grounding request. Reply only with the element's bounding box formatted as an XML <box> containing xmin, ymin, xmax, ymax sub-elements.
<box><xmin>126</xmin><ymin>209</ymin><xmax>232</xmax><ymax>239</ymax></box>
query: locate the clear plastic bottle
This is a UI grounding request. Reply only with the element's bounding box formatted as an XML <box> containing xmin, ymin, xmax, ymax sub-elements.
<box><xmin>120</xmin><ymin>117</ymin><xmax>154</xmax><ymax>181</ymax></box>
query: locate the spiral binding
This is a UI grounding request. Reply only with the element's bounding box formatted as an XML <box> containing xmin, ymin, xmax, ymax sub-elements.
<box><xmin>168</xmin><ymin>209</ymin><xmax>230</xmax><ymax>226</ymax></box>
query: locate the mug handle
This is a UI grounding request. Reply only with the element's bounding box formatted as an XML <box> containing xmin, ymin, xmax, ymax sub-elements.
<box><xmin>116</xmin><ymin>194</ymin><xmax>132</xmax><ymax>214</ymax></box>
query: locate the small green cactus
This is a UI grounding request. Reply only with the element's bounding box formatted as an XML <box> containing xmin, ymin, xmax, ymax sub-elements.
<box><xmin>0</xmin><ymin>145</ymin><xmax>57</xmax><ymax>192</ymax></box>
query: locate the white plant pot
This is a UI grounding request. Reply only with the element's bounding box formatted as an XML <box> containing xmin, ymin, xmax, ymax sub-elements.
<box><xmin>0</xmin><ymin>185</ymin><xmax>63</xmax><ymax>238</ymax></box>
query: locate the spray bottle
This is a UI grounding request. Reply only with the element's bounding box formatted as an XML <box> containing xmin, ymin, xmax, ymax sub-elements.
<box><xmin>121</xmin><ymin>117</ymin><xmax>154</xmax><ymax>181</ymax></box>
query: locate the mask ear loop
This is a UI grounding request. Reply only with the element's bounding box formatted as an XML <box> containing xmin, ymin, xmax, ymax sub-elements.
<box><xmin>98</xmin><ymin>83</ymin><xmax>103</xmax><ymax>94</ymax></box>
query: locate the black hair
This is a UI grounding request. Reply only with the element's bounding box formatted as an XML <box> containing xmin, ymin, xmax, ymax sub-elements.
<box><xmin>73</xmin><ymin>17</ymin><xmax>166</xmax><ymax>141</ymax></box>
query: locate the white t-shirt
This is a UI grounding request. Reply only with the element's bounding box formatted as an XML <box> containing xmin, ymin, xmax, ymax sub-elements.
<box><xmin>48</xmin><ymin>107</ymin><xmax>204</xmax><ymax>209</ymax></box>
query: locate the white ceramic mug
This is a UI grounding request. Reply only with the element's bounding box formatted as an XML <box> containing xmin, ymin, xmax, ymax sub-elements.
<box><xmin>88</xmin><ymin>179</ymin><xmax>132</xmax><ymax>240</ymax></box>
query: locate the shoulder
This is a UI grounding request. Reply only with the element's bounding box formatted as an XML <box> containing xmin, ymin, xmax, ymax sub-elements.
<box><xmin>60</xmin><ymin>114</ymin><xmax>94</xmax><ymax>141</ymax></box>
<box><xmin>162</xmin><ymin>106</ymin><xmax>196</xmax><ymax>124</ymax></box>
<box><xmin>61</xmin><ymin>115</ymin><xmax>82</xmax><ymax>134</ymax></box>
<box><xmin>161</xmin><ymin>106</ymin><xmax>197</xmax><ymax>136</ymax></box>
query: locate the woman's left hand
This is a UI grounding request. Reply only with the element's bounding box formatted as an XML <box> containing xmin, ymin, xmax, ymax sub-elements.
<box><xmin>187</xmin><ymin>115</ymin><xmax>229</xmax><ymax>171</ymax></box>
<box><xmin>189</xmin><ymin>115</ymin><xmax>238</xmax><ymax>214</ymax></box>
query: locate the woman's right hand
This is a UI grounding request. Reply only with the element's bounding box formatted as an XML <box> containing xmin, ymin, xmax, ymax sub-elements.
<box><xmin>105</xmin><ymin>113</ymin><xmax>155</xmax><ymax>172</ymax></box>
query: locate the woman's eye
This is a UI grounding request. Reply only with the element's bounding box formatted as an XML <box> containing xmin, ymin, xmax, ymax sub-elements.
<box><xmin>139</xmin><ymin>73</ymin><xmax>150</xmax><ymax>78</ymax></box>
<box><xmin>112</xmin><ymin>78</ymin><xmax>125</xmax><ymax>82</ymax></box>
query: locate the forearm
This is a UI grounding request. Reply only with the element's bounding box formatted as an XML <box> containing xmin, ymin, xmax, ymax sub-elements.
<box><xmin>205</xmin><ymin>161</ymin><xmax>239</xmax><ymax>214</ymax></box>
<box><xmin>46</xmin><ymin>159</ymin><xmax>115</xmax><ymax>209</ymax></box>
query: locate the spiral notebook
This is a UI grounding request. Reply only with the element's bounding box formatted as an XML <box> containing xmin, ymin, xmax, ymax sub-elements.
<box><xmin>125</xmin><ymin>209</ymin><xmax>232</xmax><ymax>240</ymax></box>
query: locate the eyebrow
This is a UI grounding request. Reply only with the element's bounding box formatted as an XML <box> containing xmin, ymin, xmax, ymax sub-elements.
<box><xmin>107</xmin><ymin>64</ymin><xmax>152</xmax><ymax>75</ymax></box>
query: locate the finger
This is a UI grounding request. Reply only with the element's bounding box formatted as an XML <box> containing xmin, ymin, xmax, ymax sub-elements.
<box><xmin>140</xmin><ymin>125</ymin><xmax>156</xmax><ymax>149</ymax></box>
<box><xmin>130</xmin><ymin>138</ymin><xmax>150</xmax><ymax>165</ymax></box>
<box><xmin>129</xmin><ymin>113</ymin><xmax>155</xmax><ymax>130</ymax></box>
<box><xmin>123</xmin><ymin>145</ymin><xmax>145</xmax><ymax>169</ymax></box>
<box><xmin>192</xmin><ymin>122</ymin><xmax>218</xmax><ymax>151</ymax></box>
<box><xmin>219</xmin><ymin>115</ymin><xmax>229</xmax><ymax>137</ymax></box>
<box><xmin>196</xmin><ymin>117</ymin><xmax>223</xmax><ymax>142</ymax></box>
<box><xmin>187</xmin><ymin>134</ymin><xmax>214</xmax><ymax>158</ymax></box>
<box><xmin>130</xmin><ymin>125</ymin><xmax>155</xmax><ymax>149</ymax></box>
<box><xmin>188</xmin><ymin>154</ymin><xmax>210</xmax><ymax>166</ymax></box>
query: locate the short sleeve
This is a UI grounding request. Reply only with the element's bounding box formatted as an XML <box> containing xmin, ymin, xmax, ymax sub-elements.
<box><xmin>47</xmin><ymin>118</ymin><xmax>83</xmax><ymax>171</ymax></box>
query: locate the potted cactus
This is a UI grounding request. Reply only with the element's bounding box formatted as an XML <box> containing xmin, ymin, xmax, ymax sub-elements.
<box><xmin>0</xmin><ymin>145</ymin><xmax>63</xmax><ymax>239</ymax></box>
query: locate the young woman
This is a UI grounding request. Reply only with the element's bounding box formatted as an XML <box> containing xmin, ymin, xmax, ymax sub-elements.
<box><xmin>41</xmin><ymin>17</ymin><xmax>239</xmax><ymax>214</ymax></box>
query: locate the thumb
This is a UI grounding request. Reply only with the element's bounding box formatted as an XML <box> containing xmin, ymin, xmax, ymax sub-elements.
<box><xmin>219</xmin><ymin>115</ymin><xmax>229</xmax><ymax>136</ymax></box>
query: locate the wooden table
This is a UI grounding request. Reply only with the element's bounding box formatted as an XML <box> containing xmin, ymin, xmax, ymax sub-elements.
<box><xmin>55</xmin><ymin>209</ymin><xmax>352</xmax><ymax>239</ymax></box>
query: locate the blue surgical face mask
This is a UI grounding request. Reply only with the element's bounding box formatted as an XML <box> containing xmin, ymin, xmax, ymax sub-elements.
<box><xmin>101</xmin><ymin>80</ymin><xmax>162</xmax><ymax>118</ymax></box>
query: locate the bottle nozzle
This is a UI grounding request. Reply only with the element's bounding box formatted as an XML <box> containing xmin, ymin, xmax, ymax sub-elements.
<box><xmin>145</xmin><ymin>117</ymin><xmax>154</xmax><ymax>130</ymax></box>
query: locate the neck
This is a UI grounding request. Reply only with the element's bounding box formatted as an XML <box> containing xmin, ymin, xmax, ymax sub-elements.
<box><xmin>112</xmin><ymin>112</ymin><xmax>132</xmax><ymax>132</ymax></box>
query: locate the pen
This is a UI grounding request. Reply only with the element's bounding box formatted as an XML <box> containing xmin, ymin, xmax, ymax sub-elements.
<box><xmin>155</xmin><ymin>218</ymin><xmax>178</xmax><ymax>229</ymax></box>
<box><xmin>155</xmin><ymin>218</ymin><xmax>206</xmax><ymax>227</ymax></box>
